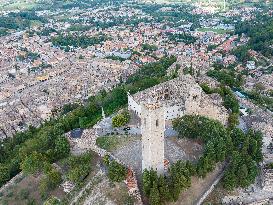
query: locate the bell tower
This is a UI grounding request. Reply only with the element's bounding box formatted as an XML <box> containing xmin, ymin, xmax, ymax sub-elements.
<box><xmin>141</xmin><ymin>103</ymin><xmax>165</xmax><ymax>175</ymax></box>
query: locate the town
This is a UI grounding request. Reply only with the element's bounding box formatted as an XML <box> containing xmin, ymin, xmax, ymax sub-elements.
<box><xmin>0</xmin><ymin>0</ymin><xmax>272</xmax><ymax>205</ymax></box>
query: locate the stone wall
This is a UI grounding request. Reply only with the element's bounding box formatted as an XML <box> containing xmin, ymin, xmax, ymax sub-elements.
<box><xmin>198</xmin><ymin>93</ymin><xmax>229</xmax><ymax>125</ymax></box>
<box><xmin>128</xmin><ymin>75</ymin><xmax>229</xmax><ymax>125</ymax></box>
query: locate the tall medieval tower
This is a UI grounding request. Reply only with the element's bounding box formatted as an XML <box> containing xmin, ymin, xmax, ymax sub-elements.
<box><xmin>141</xmin><ymin>103</ymin><xmax>165</xmax><ymax>175</ymax></box>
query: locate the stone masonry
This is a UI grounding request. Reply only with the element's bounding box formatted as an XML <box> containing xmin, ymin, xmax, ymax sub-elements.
<box><xmin>128</xmin><ymin>74</ymin><xmax>228</xmax><ymax>125</ymax></box>
<box><xmin>141</xmin><ymin>103</ymin><xmax>165</xmax><ymax>175</ymax></box>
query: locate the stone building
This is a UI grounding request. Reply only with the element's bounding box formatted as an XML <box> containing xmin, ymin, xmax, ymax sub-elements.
<box><xmin>128</xmin><ymin>74</ymin><xmax>229</xmax><ymax>175</ymax></box>
<box><xmin>141</xmin><ymin>103</ymin><xmax>165</xmax><ymax>175</ymax></box>
<box><xmin>128</xmin><ymin>74</ymin><xmax>228</xmax><ymax>125</ymax></box>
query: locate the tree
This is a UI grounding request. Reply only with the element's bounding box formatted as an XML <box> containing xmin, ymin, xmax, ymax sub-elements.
<box><xmin>63</xmin><ymin>152</ymin><xmax>93</xmax><ymax>184</ymax></box>
<box><xmin>158</xmin><ymin>176</ymin><xmax>172</xmax><ymax>202</ymax></box>
<box><xmin>20</xmin><ymin>152</ymin><xmax>46</xmax><ymax>174</ymax></box>
<box><xmin>200</xmin><ymin>83</ymin><xmax>214</xmax><ymax>94</ymax></box>
<box><xmin>0</xmin><ymin>164</ymin><xmax>10</xmax><ymax>186</ymax></box>
<box><xmin>142</xmin><ymin>169</ymin><xmax>152</xmax><ymax>196</ymax></box>
<box><xmin>112</xmin><ymin>112</ymin><xmax>130</xmax><ymax>128</ymax></box>
<box><xmin>228</xmin><ymin>112</ymin><xmax>239</xmax><ymax>129</ymax></box>
<box><xmin>108</xmin><ymin>161</ymin><xmax>127</xmax><ymax>182</ymax></box>
<box><xmin>46</xmin><ymin>167</ymin><xmax>62</xmax><ymax>189</ymax></box>
<box><xmin>54</xmin><ymin>136</ymin><xmax>70</xmax><ymax>159</ymax></box>
<box><xmin>68</xmin><ymin>165</ymin><xmax>90</xmax><ymax>184</ymax></box>
<box><xmin>149</xmin><ymin>182</ymin><xmax>160</xmax><ymax>205</ymax></box>
<box><xmin>39</xmin><ymin>167</ymin><xmax>62</xmax><ymax>198</ymax></box>
<box><xmin>237</xmin><ymin>163</ymin><xmax>249</xmax><ymax>188</ymax></box>
<box><xmin>223</xmin><ymin>170</ymin><xmax>237</xmax><ymax>190</ymax></box>
<box><xmin>215</xmin><ymin>137</ymin><xmax>226</xmax><ymax>162</ymax></box>
<box><xmin>103</xmin><ymin>155</ymin><xmax>110</xmax><ymax>166</ymax></box>
<box><xmin>224</xmin><ymin>94</ymin><xmax>240</xmax><ymax>114</ymax></box>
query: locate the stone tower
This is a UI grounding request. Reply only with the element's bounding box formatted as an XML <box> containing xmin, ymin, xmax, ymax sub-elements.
<box><xmin>141</xmin><ymin>102</ymin><xmax>165</xmax><ymax>175</ymax></box>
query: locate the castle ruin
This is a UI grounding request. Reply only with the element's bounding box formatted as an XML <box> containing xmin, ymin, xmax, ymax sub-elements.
<box><xmin>128</xmin><ymin>74</ymin><xmax>229</xmax><ymax>174</ymax></box>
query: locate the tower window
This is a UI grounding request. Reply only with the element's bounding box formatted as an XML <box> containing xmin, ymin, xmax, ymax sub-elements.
<box><xmin>156</xmin><ymin>119</ymin><xmax>159</xmax><ymax>127</ymax></box>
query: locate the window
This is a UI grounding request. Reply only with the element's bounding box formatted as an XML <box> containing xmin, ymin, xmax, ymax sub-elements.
<box><xmin>156</xmin><ymin>119</ymin><xmax>159</xmax><ymax>127</ymax></box>
<box><xmin>193</xmin><ymin>95</ymin><xmax>198</xmax><ymax>100</ymax></box>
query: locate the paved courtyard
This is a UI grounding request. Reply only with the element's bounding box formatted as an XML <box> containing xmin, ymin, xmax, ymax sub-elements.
<box><xmin>111</xmin><ymin>136</ymin><xmax>203</xmax><ymax>176</ymax></box>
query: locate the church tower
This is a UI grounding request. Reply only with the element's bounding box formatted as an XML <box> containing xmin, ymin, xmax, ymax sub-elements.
<box><xmin>141</xmin><ymin>103</ymin><xmax>165</xmax><ymax>175</ymax></box>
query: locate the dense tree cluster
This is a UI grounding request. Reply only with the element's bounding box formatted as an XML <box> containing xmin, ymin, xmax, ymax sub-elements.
<box><xmin>142</xmin><ymin>160</ymin><xmax>194</xmax><ymax>204</ymax></box>
<box><xmin>61</xmin><ymin>103</ymin><xmax>80</xmax><ymax>115</ymax></box>
<box><xmin>39</xmin><ymin>166</ymin><xmax>62</xmax><ymax>199</ymax></box>
<box><xmin>234</xmin><ymin>15</ymin><xmax>273</xmax><ymax>59</ymax></box>
<box><xmin>231</xmin><ymin>46</ymin><xmax>252</xmax><ymax>63</ymax></box>
<box><xmin>143</xmin><ymin>115</ymin><xmax>263</xmax><ymax>204</ymax></box>
<box><xmin>105</xmin><ymin>55</ymin><xmax>126</xmax><ymax>62</ymax></box>
<box><xmin>126</xmin><ymin>55</ymin><xmax>177</xmax><ymax>87</ymax></box>
<box><xmin>0</xmin><ymin>28</ymin><xmax>8</xmax><ymax>37</ymax></box>
<box><xmin>54</xmin><ymin>0</ymin><xmax>125</xmax><ymax>10</ymax></box>
<box><xmin>223</xmin><ymin>129</ymin><xmax>263</xmax><ymax>190</ymax></box>
<box><xmin>0</xmin><ymin>125</ymin><xmax>69</xmax><ymax>187</ymax></box>
<box><xmin>51</xmin><ymin>34</ymin><xmax>109</xmax><ymax>51</ymax></box>
<box><xmin>133</xmin><ymin>3</ymin><xmax>202</xmax><ymax>28</ymax></box>
<box><xmin>37</xmin><ymin>28</ymin><xmax>58</xmax><ymax>36</ymax></box>
<box><xmin>207</xmin><ymin>69</ymin><xmax>244</xmax><ymax>88</ymax></box>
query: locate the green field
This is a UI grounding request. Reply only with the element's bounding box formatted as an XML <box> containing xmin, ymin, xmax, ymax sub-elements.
<box><xmin>96</xmin><ymin>135</ymin><xmax>137</xmax><ymax>152</ymax></box>
<box><xmin>197</xmin><ymin>27</ymin><xmax>230</xmax><ymax>34</ymax></box>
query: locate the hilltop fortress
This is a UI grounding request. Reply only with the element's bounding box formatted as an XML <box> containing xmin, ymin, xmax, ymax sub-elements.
<box><xmin>128</xmin><ymin>74</ymin><xmax>229</xmax><ymax>174</ymax></box>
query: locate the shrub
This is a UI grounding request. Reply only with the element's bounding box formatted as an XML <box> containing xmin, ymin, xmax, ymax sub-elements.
<box><xmin>20</xmin><ymin>152</ymin><xmax>47</xmax><ymax>175</ymax></box>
